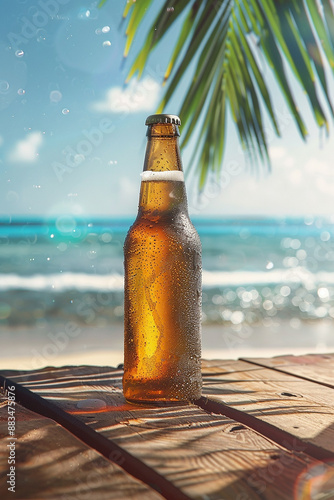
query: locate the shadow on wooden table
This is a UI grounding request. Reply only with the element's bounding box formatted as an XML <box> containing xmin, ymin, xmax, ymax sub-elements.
<box><xmin>2</xmin><ymin>365</ymin><xmax>333</xmax><ymax>499</ymax></box>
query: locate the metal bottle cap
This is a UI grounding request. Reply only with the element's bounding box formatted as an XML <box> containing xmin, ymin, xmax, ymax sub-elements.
<box><xmin>145</xmin><ymin>114</ymin><xmax>181</xmax><ymax>126</ymax></box>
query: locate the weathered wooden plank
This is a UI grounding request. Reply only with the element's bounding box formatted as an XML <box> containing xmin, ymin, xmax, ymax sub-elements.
<box><xmin>201</xmin><ymin>359</ymin><xmax>334</xmax><ymax>460</ymax></box>
<box><xmin>0</xmin><ymin>391</ymin><xmax>163</xmax><ymax>500</ymax></box>
<box><xmin>2</xmin><ymin>366</ymin><xmax>320</xmax><ymax>500</ymax></box>
<box><xmin>0</xmin><ymin>373</ymin><xmax>188</xmax><ymax>500</ymax></box>
<box><xmin>242</xmin><ymin>353</ymin><xmax>334</xmax><ymax>389</ymax></box>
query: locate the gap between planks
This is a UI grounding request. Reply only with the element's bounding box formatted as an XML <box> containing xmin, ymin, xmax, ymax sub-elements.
<box><xmin>0</xmin><ymin>400</ymin><xmax>163</xmax><ymax>500</ymax></box>
<box><xmin>196</xmin><ymin>396</ymin><xmax>334</xmax><ymax>463</ymax></box>
<box><xmin>240</xmin><ymin>355</ymin><xmax>334</xmax><ymax>390</ymax></box>
<box><xmin>198</xmin><ymin>358</ymin><xmax>334</xmax><ymax>463</ymax></box>
<box><xmin>1</xmin><ymin>367</ymin><xmax>322</xmax><ymax>500</ymax></box>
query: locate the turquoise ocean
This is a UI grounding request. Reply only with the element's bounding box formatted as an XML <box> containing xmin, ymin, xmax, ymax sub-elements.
<box><xmin>1</xmin><ymin>216</ymin><xmax>334</xmax><ymax>332</ymax></box>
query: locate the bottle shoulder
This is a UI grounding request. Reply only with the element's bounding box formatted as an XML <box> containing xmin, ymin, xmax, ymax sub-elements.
<box><xmin>124</xmin><ymin>212</ymin><xmax>201</xmax><ymax>248</ymax></box>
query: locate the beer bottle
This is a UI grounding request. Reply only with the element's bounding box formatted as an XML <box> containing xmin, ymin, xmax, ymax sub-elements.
<box><xmin>123</xmin><ymin>114</ymin><xmax>202</xmax><ymax>404</ymax></box>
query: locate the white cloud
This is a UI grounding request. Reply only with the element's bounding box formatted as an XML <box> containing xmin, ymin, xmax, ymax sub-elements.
<box><xmin>268</xmin><ymin>146</ymin><xmax>286</xmax><ymax>160</ymax></box>
<box><xmin>283</xmin><ymin>156</ymin><xmax>295</xmax><ymax>168</ymax></box>
<box><xmin>190</xmin><ymin>150</ymin><xmax>334</xmax><ymax>216</ymax></box>
<box><xmin>8</xmin><ymin>132</ymin><xmax>43</xmax><ymax>163</ymax></box>
<box><xmin>305</xmin><ymin>157</ymin><xmax>332</xmax><ymax>176</ymax></box>
<box><xmin>288</xmin><ymin>168</ymin><xmax>302</xmax><ymax>185</ymax></box>
<box><xmin>91</xmin><ymin>77</ymin><xmax>160</xmax><ymax>114</ymax></box>
<box><xmin>120</xmin><ymin>176</ymin><xmax>139</xmax><ymax>199</ymax></box>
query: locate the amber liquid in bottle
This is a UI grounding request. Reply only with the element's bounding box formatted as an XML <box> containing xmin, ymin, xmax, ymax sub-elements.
<box><xmin>123</xmin><ymin>118</ymin><xmax>202</xmax><ymax>403</ymax></box>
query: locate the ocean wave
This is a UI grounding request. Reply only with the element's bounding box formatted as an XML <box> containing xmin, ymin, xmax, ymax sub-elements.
<box><xmin>0</xmin><ymin>272</ymin><xmax>124</xmax><ymax>292</ymax></box>
<box><xmin>202</xmin><ymin>268</ymin><xmax>334</xmax><ymax>288</ymax></box>
<box><xmin>0</xmin><ymin>267</ymin><xmax>333</xmax><ymax>293</ymax></box>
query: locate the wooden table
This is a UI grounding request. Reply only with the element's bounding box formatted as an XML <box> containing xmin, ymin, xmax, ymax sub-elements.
<box><xmin>1</xmin><ymin>354</ymin><xmax>334</xmax><ymax>499</ymax></box>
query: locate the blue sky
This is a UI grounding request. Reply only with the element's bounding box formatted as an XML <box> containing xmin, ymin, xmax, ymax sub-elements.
<box><xmin>1</xmin><ymin>0</ymin><xmax>334</xmax><ymax>219</ymax></box>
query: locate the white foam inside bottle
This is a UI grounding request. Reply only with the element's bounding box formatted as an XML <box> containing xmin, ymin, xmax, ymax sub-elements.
<box><xmin>141</xmin><ymin>171</ymin><xmax>184</xmax><ymax>182</ymax></box>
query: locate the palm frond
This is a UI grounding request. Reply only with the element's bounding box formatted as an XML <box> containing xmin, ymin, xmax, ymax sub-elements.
<box><xmin>101</xmin><ymin>0</ymin><xmax>334</xmax><ymax>188</ymax></box>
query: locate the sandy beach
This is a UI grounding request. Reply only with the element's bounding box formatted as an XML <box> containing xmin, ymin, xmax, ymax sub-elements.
<box><xmin>1</xmin><ymin>319</ymin><xmax>333</xmax><ymax>371</ymax></box>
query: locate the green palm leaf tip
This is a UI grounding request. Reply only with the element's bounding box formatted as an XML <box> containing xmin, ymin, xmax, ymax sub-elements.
<box><xmin>100</xmin><ymin>0</ymin><xmax>334</xmax><ymax>188</ymax></box>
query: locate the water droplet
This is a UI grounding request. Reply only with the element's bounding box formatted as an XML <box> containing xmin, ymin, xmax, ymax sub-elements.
<box><xmin>0</xmin><ymin>81</ymin><xmax>9</xmax><ymax>93</ymax></box>
<box><xmin>290</xmin><ymin>238</ymin><xmax>301</xmax><ymax>250</ymax></box>
<box><xmin>47</xmin><ymin>257</ymin><xmax>51</xmax><ymax>261</ymax></box>
<box><xmin>50</xmin><ymin>90</ymin><xmax>62</xmax><ymax>102</ymax></box>
<box><xmin>62</xmin><ymin>108</ymin><xmax>70</xmax><ymax>115</ymax></box>
<box><xmin>36</xmin><ymin>29</ymin><xmax>47</xmax><ymax>43</ymax></box>
<box><xmin>321</xmin><ymin>231</ymin><xmax>330</xmax><ymax>242</ymax></box>
<box><xmin>318</xmin><ymin>287</ymin><xmax>329</xmax><ymax>300</ymax></box>
<box><xmin>85</xmin><ymin>9</ymin><xmax>91</xmax><ymax>17</ymax></box>
<box><xmin>296</xmin><ymin>249</ymin><xmax>307</xmax><ymax>260</ymax></box>
<box><xmin>95</xmin><ymin>28</ymin><xmax>102</xmax><ymax>35</ymax></box>
<box><xmin>280</xmin><ymin>285</ymin><xmax>291</xmax><ymax>297</ymax></box>
<box><xmin>88</xmin><ymin>7</ymin><xmax>98</xmax><ymax>19</ymax></box>
<box><xmin>57</xmin><ymin>242</ymin><xmax>67</xmax><ymax>251</ymax></box>
<box><xmin>15</xmin><ymin>49</ymin><xmax>24</xmax><ymax>57</ymax></box>
<box><xmin>304</xmin><ymin>216</ymin><xmax>314</xmax><ymax>226</ymax></box>
<box><xmin>263</xmin><ymin>300</ymin><xmax>273</xmax><ymax>311</ymax></box>
<box><xmin>102</xmin><ymin>40</ymin><xmax>111</xmax><ymax>47</ymax></box>
<box><xmin>266</xmin><ymin>261</ymin><xmax>274</xmax><ymax>270</ymax></box>
<box><xmin>17</xmin><ymin>88</ymin><xmax>26</xmax><ymax>95</ymax></box>
<box><xmin>102</xmin><ymin>26</ymin><xmax>110</xmax><ymax>33</ymax></box>
<box><xmin>101</xmin><ymin>232</ymin><xmax>112</xmax><ymax>243</ymax></box>
<box><xmin>50</xmin><ymin>234</ymin><xmax>54</xmax><ymax>238</ymax></box>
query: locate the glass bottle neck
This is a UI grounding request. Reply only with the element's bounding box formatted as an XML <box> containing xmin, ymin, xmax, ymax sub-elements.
<box><xmin>143</xmin><ymin>123</ymin><xmax>182</xmax><ymax>173</ymax></box>
<box><xmin>138</xmin><ymin>123</ymin><xmax>188</xmax><ymax>218</ymax></box>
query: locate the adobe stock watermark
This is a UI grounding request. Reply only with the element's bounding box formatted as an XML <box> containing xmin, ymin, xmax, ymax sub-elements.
<box><xmin>8</xmin><ymin>0</ymin><xmax>70</xmax><ymax>50</ymax></box>
<box><xmin>60</xmin><ymin>453</ymin><xmax>126</xmax><ymax>500</ymax></box>
<box><xmin>189</xmin><ymin>106</ymin><xmax>293</xmax><ymax>213</ymax></box>
<box><xmin>76</xmin><ymin>292</ymin><xmax>116</xmax><ymax>324</ymax></box>
<box><xmin>52</xmin><ymin>118</ymin><xmax>115</xmax><ymax>182</ymax></box>
<box><xmin>52</xmin><ymin>64</ymin><xmax>165</xmax><ymax>183</ymax></box>
<box><xmin>221</xmin><ymin>323</ymin><xmax>254</xmax><ymax>351</ymax></box>
<box><xmin>29</xmin><ymin>292</ymin><xmax>116</xmax><ymax>368</ymax></box>
<box><xmin>190</xmin><ymin>159</ymin><xmax>243</xmax><ymax>213</ymax></box>
<box><xmin>30</xmin><ymin>321</ymin><xmax>82</xmax><ymax>368</ymax></box>
<box><xmin>234</xmin><ymin>438</ymin><xmax>308</xmax><ymax>500</ymax></box>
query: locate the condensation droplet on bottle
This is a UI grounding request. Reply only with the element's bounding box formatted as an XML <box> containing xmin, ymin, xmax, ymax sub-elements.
<box><xmin>62</xmin><ymin>108</ymin><xmax>70</xmax><ymax>115</ymax></box>
<box><xmin>15</xmin><ymin>49</ymin><xmax>24</xmax><ymax>57</ymax></box>
<box><xmin>102</xmin><ymin>40</ymin><xmax>111</xmax><ymax>47</ymax></box>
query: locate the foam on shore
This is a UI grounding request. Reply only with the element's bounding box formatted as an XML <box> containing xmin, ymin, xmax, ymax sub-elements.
<box><xmin>141</xmin><ymin>170</ymin><xmax>184</xmax><ymax>182</ymax></box>
<box><xmin>1</xmin><ymin>267</ymin><xmax>334</xmax><ymax>293</ymax></box>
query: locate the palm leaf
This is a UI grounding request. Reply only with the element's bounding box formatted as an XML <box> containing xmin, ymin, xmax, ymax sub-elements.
<box><xmin>100</xmin><ymin>0</ymin><xmax>334</xmax><ymax>188</ymax></box>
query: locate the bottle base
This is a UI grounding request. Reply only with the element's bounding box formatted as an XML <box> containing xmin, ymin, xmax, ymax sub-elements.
<box><xmin>123</xmin><ymin>374</ymin><xmax>202</xmax><ymax>405</ymax></box>
<box><xmin>125</xmin><ymin>397</ymin><xmax>191</xmax><ymax>406</ymax></box>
